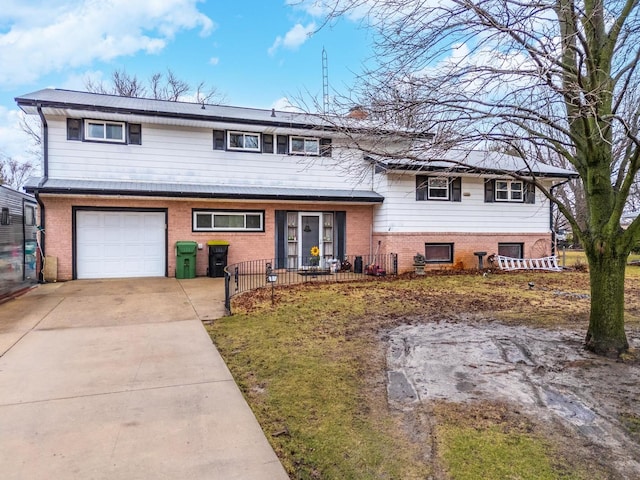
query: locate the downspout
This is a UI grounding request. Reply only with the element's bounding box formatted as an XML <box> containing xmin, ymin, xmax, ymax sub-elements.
<box><xmin>549</xmin><ymin>178</ymin><xmax>571</xmax><ymax>256</ymax></box>
<box><xmin>35</xmin><ymin>104</ymin><xmax>48</xmax><ymax>283</ymax></box>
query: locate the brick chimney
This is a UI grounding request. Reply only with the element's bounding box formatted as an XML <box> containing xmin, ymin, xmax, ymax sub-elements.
<box><xmin>347</xmin><ymin>105</ymin><xmax>368</xmax><ymax>119</ymax></box>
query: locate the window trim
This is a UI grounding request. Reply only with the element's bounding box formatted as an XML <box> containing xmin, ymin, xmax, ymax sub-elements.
<box><xmin>424</xmin><ymin>242</ymin><xmax>454</xmax><ymax>264</ymax></box>
<box><xmin>495</xmin><ymin>180</ymin><xmax>524</xmax><ymax>202</ymax></box>
<box><xmin>192</xmin><ymin>210</ymin><xmax>265</xmax><ymax>232</ymax></box>
<box><xmin>427</xmin><ymin>177</ymin><xmax>450</xmax><ymax>200</ymax></box>
<box><xmin>417</xmin><ymin>175</ymin><xmax>462</xmax><ymax>202</ymax></box>
<box><xmin>227</xmin><ymin>131</ymin><xmax>261</xmax><ymax>152</ymax></box>
<box><xmin>498</xmin><ymin>242</ymin><xmax>524</xmax><ymax>258</ymax></box>
<box><xmin>84</xmin><ymin>119</ymin><xmax>126</xmax><ymax>143</ymax></box>
<box><xmin>290</xmin><ymin>136</ymin><xmax>320</xmax><ymax>155</ymax></box>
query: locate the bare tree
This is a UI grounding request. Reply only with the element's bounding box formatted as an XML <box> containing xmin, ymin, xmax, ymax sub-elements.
<box><xmin>0</xmin><ymin>153</ymin><xmax>35</xmax><ymax>190</ymax></box>
<box><xmin>321</xmin><ymin>0</ymin><xmax>640</xmax><ymax>356</ymax></box>
<box><xmin>86</xmin><ymin>68</ymin><xmax>225</xmax><ymax>103</ymax></box>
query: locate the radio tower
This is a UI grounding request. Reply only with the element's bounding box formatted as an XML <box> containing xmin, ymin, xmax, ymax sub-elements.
<box><xmin>322</xmin><ymin>47</ymin><xmax>329</xmax><ymax>114</ymax></box>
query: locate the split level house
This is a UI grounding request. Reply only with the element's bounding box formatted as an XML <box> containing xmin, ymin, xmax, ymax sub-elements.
<box><xmin>16</xmin><ymin>88</ymin><xmax>575</xmax><ymax>281</ymax></box>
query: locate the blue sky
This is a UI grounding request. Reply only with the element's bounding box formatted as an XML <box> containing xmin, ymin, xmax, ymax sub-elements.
<box><xmin>0</xmin><ymin>0</ymin><xmax>373</xmax><ymax>166</ymax></box>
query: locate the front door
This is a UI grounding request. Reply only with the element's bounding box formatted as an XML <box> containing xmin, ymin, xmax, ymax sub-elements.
<box><xmin>299</xmin><ymin>213</ymin><xmax>321</xmax><ymax>266</ymax></box>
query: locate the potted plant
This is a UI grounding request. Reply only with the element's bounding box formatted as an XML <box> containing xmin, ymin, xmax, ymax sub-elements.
<box><xmin>413</xmin><ymin>253</ymin><xmax>426</xmax><ymax>275</ymax></box>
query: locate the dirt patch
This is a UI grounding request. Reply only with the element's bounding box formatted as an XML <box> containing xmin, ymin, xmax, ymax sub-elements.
<box><xmin>387</xmin><ymin>318</ymin><xmax>640</xmax><ymax>479</ymax></box>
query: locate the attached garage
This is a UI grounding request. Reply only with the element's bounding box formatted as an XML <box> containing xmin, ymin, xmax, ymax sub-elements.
<box><xmin>75</xmin><ymin>209</ymin><xmax>166</xmax><ymax>279</ymax></box>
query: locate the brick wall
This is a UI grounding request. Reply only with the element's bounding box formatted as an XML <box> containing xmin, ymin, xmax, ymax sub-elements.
<box><xmin>40</xmin><ymin>196</ymin><xmax>376</xmax><ymax>280</ymax></box>
<box><xmin>373</xmin><ymin>231</ymin><xmax>553</xmax><ymax>273</ymax></box>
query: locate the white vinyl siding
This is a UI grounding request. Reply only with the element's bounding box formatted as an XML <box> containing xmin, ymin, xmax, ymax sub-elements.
<box><xmin>374</xmin><ymin>174</ymin><xmax>551</xmax><ymax>233</ymax></box>
<box><xmin>47</xmin><ymin>118</ymin><xmax>369</xmax><ymax>190</ymax></box>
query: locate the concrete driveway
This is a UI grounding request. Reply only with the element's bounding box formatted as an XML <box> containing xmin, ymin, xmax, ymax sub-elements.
<box><xmin>0</xmin><ymin>278</ymin><xmax>288</xmax><ymax>480</ymax></box>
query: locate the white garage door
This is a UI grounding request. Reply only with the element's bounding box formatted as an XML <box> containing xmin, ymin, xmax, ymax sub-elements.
<box><xmin>76</xmin><ymin>210</ymin><xmax>166</xmax><ymax>279</ymax></box>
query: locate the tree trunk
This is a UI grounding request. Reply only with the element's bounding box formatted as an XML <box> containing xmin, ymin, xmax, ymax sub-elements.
<box><xmin>584</xmin><ymin>249</ymin><xmax>629</xmax><ymax>357</ymax></box>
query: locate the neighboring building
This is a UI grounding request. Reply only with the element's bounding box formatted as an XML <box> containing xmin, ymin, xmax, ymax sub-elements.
<box><xmin>0</xmin><ymin>185</ymin><xmax>38</xmax><ymax>298</ymax></box>
<box><xmin>16</xmin><ymin>89</ymin><xmax>575</xmax><ymax>280</ymax></box>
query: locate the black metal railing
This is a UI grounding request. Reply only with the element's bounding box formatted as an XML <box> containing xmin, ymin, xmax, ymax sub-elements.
<box><xmin>224</xmin><ymin>253</ymin><xmax>398</xmax><ymax>315</ymax></box>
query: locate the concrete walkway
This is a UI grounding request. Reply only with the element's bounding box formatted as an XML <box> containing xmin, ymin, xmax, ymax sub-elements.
<box><xmin>0</xmin><ymin>277</ymin><xmax>289</xmax><ymax>480</ymax></box>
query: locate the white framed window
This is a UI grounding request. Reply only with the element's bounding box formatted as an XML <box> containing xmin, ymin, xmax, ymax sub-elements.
<box><xmin>227</xmin><ymin>131</ymin><xmax>260</xmax><ymax>151</ymax></box>
<box><xmin>495</xmin><ymin>180</ymin><xmax>524</xmax><ymax>202</ymax></box>
<box><xmin>193</xmin><ymin>210</ymin><xmax>264</xmax><ymax>232</ymax></box>
<box><xmin>290</xmin><ymin>136</ymin><xmax>320</xmax><ymax>155</ymax></box>
<box><xmin>427</xmin><ymin>178</ymin><xmax>449</xmax><ymax>200</ymax></box>
<box><xmin>84</xmin><ymin>120</ymin><xmax>125</xmax><ymax>143</ymax></box>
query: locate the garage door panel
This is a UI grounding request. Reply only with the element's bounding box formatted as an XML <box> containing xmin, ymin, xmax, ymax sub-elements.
<box><xmin>76</xmin><ymin>211</ymin><xmax>166</xmax><ymax>279</ymax></box>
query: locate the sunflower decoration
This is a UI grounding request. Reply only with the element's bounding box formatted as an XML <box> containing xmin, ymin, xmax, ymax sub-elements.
<box><xmin>309</xmin><ymin>245</ymin><xmax>320</xmax><ymax>266</ymax></box>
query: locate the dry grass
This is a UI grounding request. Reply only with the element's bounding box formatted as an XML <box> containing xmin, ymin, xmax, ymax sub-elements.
<box><xmin>207</xmin><ymin>268</ymin><xmax>640</xmax><ymax>479</ymax></box>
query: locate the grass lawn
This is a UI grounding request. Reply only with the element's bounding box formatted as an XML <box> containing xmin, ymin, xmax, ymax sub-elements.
<box><xmin>207</xmin><ymin>268</ymin><xmax>640</xmax><ymax>479</ymax></box>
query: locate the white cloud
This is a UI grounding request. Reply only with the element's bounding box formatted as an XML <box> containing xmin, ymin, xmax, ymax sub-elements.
<box><xmin>209</xmin><ymin>57</ymin><xmax>219</xmax><ymax>66</ymax></box>
<box><xmin>268</xmin><ymin>22</ymin><xmax>316</xmax><ymax>56</ymax></box>
<box><xmin>0</xmin><ymin>0</ymin><xmax>215</xmax><ymax>88</ymax></box>
<box><xmin>0</xmin><ymin>106</ymin><xmax>39</xmax><ymax>165</ymax></box>
<box><xmin>271</xmin><ymin>97</ymin><xmax>304</xmax><ymax>113</ymax></box>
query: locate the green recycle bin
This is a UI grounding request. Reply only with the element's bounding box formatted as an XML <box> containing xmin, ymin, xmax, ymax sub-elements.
<box><xmin>175</xmin><ymin>241</ymin><xmax>197</xmax><ymax>279</ymax></box>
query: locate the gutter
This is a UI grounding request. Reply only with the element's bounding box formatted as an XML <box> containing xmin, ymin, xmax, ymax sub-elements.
<box><xmin>35</xmin><ymin>104</ymin><xmax>48</xmax><ymax>282</ymax></box>
<box><xmin>25</xmin><ymin>186</ymin><xmax>385</xmax><ymax>204</ymax></box>
<box><xmin>549</xmin><ymin>178</ymin><xmax>572</xmax><ymax>256</ymax></box>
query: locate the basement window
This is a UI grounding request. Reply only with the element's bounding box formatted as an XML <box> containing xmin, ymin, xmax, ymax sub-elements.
<box><xmin>425</xmin><ymin>243</ymin><xmax>453</xmax><ymax>263</ymax></box>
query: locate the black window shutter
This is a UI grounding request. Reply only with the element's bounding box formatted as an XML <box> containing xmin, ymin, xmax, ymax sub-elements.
<box><xmin>335</xmin><ymin>211</ymin><xmax>346</xmax><ymax>261</ymax></box>
<box><xmin>524</xmin><ymin>182</ymin><xmax>535</xmax><ymax>204</ymax></box>
<box><xmin>127</xmin><ymin>123</ymin><xmax>142</xmax><ymax>145</ymax></box>
<box><xmin>451</xmin><ymin>177</ymin><xmax>462</xmax><ymax>202</ymax></box>
<box><xmin>320</xmin><ymin>138</ymin><xmax>332</xmax><ymax>157</ymax></box>
<box><xmin>262</xmin><ymin>134</ymin><xmax>274</xmax><ymax>153</ymax></box>
<box><xmin>416</xmin><ymin>175</ymin><xmax>428</xmax><ymax>201</ymax></box>
<box><xmin>484</xmin><ymin>179</ymin><xmax>495</xmax><ymax>203</ymax></box>
<box><xmin>213</xmin><ymin>130</ymin><xmax>225</xmax><ymax>150</ymax></box>
<box><xmin>67</xmin><ymin>118</ymin><xmax>82</xmax><ymax>141</ymax></box>
<box><xmin>277</xmin><ymin>135</ymin><xmax>288</xmax><ymax>154</ymax></box>
<box><xmin>275</xmin><ymin>210</ymin><xmax>287</xmax><ymax>268</ymax></box>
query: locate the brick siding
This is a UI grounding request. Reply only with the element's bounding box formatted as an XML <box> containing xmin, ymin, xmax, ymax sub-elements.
<box><xmin>39</xmin><ymin>196</ymin><xmax>376</xmax><ymax>280</ymax></box>
<box><xmin>373</xmin><ymin>231</ymin><xmax>553</xmax><ymax>273</ymax></box>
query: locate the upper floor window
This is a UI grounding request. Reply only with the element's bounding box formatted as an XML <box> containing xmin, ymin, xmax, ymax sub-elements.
<box><xmin>193</xmin><ymin>210</ymin><xmax>264</xmax><ymax>232</ymax></box>
<box><xmin>427</xmin><ymin>178</ymin><xmax>449</xmax><ymax>199</ymax></box>
<box><xmin>67</xmin><ymin>118</ymin><xmax>140</xmax><ymax>144</ymax></box>
<box><xmin>228</xmin><ymin>131</ymin><xmax>260</xmax><ymax>152</ymax></box>
<box><xmin>85</xmin><ymin>120</ymin><xmax>125</xmax><ymax>143</ymax></box>
<box><xmin>495</xmin><ymin>180</ymin><xmax>523</xmax><ymax>202</ymax></box>
<box><xmin>290</xmin><ymin>136</ymin><xmax>319</xmax><ymax>155</ymax></box>
<box><xmin>416</xmin><ymin>175</ymin><xmax>462</xmax><ymax>202</ymax></box>
<box><xmin>485</xmin><ymin>179</ymin><xmax>535</xmax><ymax>204</ymax></box>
